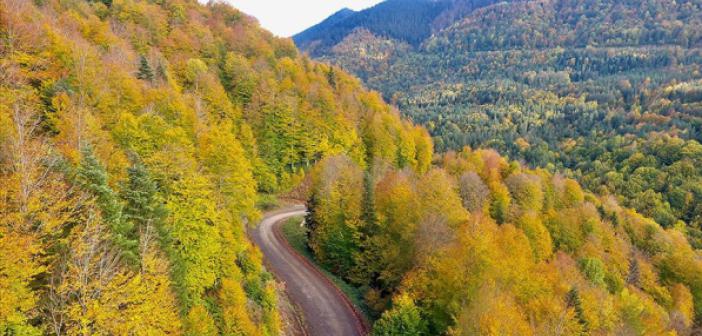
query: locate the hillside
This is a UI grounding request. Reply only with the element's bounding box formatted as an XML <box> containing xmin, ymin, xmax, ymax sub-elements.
<box><xmin>306</xmin><ymin>147</ymin><xmax>702</xmax><ymax>335</ymax></box>
<box><xmin>296</xmin><ymin>0</ymin><xmax>702</xmax><ymax>242</ymax></box>
<box><xmin>293</xmin><ymin>0</ymin><xmax>509</xmax><ymax>56</ymax></box>
<box><xmin>0</xmin><ymin>0</ymin><xmax>430</xmax><ymax>334</ymax></box>
<box><xmin>5</xmin><ymin>0</ymin><xmax>702</xmax><ymax>335</ymax></box>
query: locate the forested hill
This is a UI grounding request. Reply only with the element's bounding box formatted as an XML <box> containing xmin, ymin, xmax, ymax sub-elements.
<box><xmin>297</xmin><ymin>0</ymin><xmax>702</xmax><ymax>245</ymax></box>
<box><xmin>4</xmin><ymin>0</ymin><xmax>702</xmax><ymax>335</ymax></box>
<box><xmin>0</xmin><ymin>0</ymin><xmax>431</xmax><ymax>334</ymax></box>
<box><xmin>293</xmin><ymin>0</ymin><xmax>508</xmax><ymax>56</ymax></box>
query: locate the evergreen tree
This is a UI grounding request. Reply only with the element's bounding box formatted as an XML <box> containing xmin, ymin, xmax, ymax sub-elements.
<box><xmin>304</xmin><ymin>190</ymin><xmax>319</xmax><ymax>250</ymax></box>
<box><xmin>327</xmin><ymin>67</ymin><xmax>337</xmax><ymax>88</ymax></box>
<box><xmin>137</xmin><ymin>55</ymin><xmax>154</xmax><ymax>81</ymax></box>
<box><xmin>121</xmin><ymin>161</ymin><xmax>167</xmax><ymax>256</ymax></box>
<box><xmin>77</xmin><ymin>146</ymin><xmax>139</xmax><ymax>266</ymax></box>
<box><xmin>566</xmin><ymin>287</ymin><xmax>589</xmax><ymax>331</ymax></box>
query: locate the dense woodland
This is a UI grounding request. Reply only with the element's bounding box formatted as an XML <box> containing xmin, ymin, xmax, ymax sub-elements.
<box><xmin>306</xmin><ymin>148</ymin><xmax>702</xmax><ymax>335</ymax></box>
<box><xmin>0</xmin><ymin>0</ymin><xmax>430</xmax><ymax>334</ymax></box>
<box><xmin>5</xmin><ymin>0</ymin><xmax>702</xmax><ymax>335</ymax></box>
<box><xmin>296</xmin><ymin>0</ymin><xmax>702</xmax><ymax>246</ymax></box>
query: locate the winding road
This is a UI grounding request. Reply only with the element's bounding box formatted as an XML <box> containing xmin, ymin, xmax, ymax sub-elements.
<box><xmin>252</xmin><ymin>206</ymin><xmax>368</xmax><ymax>336</ymax></box>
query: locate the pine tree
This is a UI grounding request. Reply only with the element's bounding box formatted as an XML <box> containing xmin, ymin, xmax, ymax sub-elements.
<box><xmin>121</xmin><ymin>161</ymin><xmax>167</xmax><ymax>259</ymax></box>
<box><xmin>137</xmin><ymin>55</ymin><xmax>154</xmax><ymax>82</ymax></box>
<box><xmin>304</xmin><ymin>191</ymin><xmax>319</xmax><ymax>250</ymax></box>
<box><xmin>566</xmin><ymin>287</ymin><xmax>589</xmax><ymax>331</ymax></box>
<box><xmin>327</xmin><ymin>67</ymin><xmax>337</xmax><ymax>88</ymax></box>
<box><xmin>77</xmin><ymin>146</ymin><xmax>139</xmax><ymax>266</ymax></box>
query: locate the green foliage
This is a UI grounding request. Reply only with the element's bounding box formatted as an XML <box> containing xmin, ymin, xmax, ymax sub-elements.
<box><xmin>578</xmin><ymin>258</ymin><xmax>607</xmax><ymax>287</ymax></box>
<box><xmin>489</xmin><ymin>182</ymin><xmax>511</xmax><ymax>224</ymax></box>
<box><xmin>121</xmin><ymin>160</ymin><xmax>167</xmax><ymax>237</ymax></box>
<box><xmin>0</xmin><ymin>0</ymin><xmax>434</xmax><ymax>332</ymax></box>
<box><xmin>307</xmin><ymin>156</ymin><xmax>364</xmax><ymax>277</ymax></box>
<box><xmin>77</xmin><ymin>146</ymin><xmax>139</xmax><ymax>266</ymax></box>
<box><xmin>306</xmin><ymin>148</ymin><xmax>702</xmax><ymax>334</ymax></box>
<box><xmin>300</xmin><ymin>0</ymin><xmax>702</xmax><ymax>244</ymax></box>
<box><xmin>371</xmin><ymin>295</ymin><xmax>427</xmax><ymax>336</ymax></box>
<box><xmin>137</xmin><ymin>55</ymin><xmax>154</xmax><ymax>82</ymax></box>
<box><xmin>566</xmin><ymin>288</ymin><xmax>589</xmax><ymax>331</ymax></box>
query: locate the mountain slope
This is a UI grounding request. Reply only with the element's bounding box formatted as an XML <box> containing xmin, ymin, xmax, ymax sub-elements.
<box><xmin>293</xmin><ymin>0</ymin><xmax>509</xmax><ymax>56</ymax></box>
<box><xmin>0</xmin><ymin>0</ymin><xmax>430</xmax><ymax>334</ymax></box>
<box><xmin>296</xmin><ymin>0</ymin><xmax>702</xmax><ymax>239</ymax></box>
<box><xmin>4</xmin><ymin>0</ymin><xmax>702</xmax><ymax>335</ymax></box>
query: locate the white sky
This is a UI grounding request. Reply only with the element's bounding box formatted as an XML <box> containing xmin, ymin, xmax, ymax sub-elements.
<box><xmin>224</xmin><ymin>0</ymin><xmax>383</xmax><ymax>37</ymax></box>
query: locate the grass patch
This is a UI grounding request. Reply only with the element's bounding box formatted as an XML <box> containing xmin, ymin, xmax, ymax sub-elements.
<box><xmin>280</xmin><ymin>216</ymin><xmax>372</xmax><ymax>320</ymax></box>
<box><xmin>256</xmin><ymin>194</ymin><xmax>279</xmax><ymax>211</ymax></box>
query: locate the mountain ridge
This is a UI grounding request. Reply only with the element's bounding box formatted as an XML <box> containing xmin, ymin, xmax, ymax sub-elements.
<box><xmin>295</xmin><ymin>0</ymin><xmax>702</xmax><ymax>242</ymax></box>
<box><xmin>293</xmin><ymin>0</ymin><xmax>511</xmax><ymax>56</ymax></box>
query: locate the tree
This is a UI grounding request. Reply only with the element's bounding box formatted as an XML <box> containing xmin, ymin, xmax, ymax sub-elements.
<box><xmin>566</xmin><ymin>288</ymin><xmax>589</xmax><ymax>332</ymax></box>
<box><xmin>136</xmin><ymin>55</ymin><xmax>154</xmax><ymax>82</ymax></box>
<box><xmin>372</xmin><ymin>295</ymin><xmax>427</xmax><ymax>336</ymax></box>
<box><xmin>218</xmin><ymin>278</ymin><xmax>259</xmax><ymax>336</ymax></box>
<box><xmin>184</xmin><ymin>305</ymin><xmax>217</xmax><ymax>336</ymax></box>
<box><xmin>458</xmin><ymin>172</ymin><xmax>489</xmax><ymax>213</ymax></box>
<box><xmin>307</xmin><ymin>155</ymin><xmax>364</xmax><ymax>277</ymax></box>
<box><xmin>489</xmin><ymin>181</ymin><xmax>511</xmax><ymax>224</ymax></box>
<box><xmin>87</xmin><ymin>251</ymin><xmax>183</xmax><ymax>335</ymax></box>
<box><xmin>121</xmin><ymin>161</ymin><xmax>167</xmax><ymax>261</ymax></box>
<box><xmin>77</xmin><ymin>145</ymin><xmax>139</xmax><ymax>266</ymax></box>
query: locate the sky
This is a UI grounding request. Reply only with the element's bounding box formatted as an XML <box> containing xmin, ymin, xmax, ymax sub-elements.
<box><xmin>225</xmin><ymin>0</ymin><xmax>383</xmax><ymax>37</ymax></box>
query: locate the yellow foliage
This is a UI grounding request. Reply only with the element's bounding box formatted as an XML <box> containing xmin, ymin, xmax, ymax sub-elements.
<box><xmin>218</xmin><ymin>278</ymin><xmax>259</xmax><ymax>336</ymax></box>
<box><xmin>454</xmin><ymin>288</ymin><xmax>533</xmax><ymax>336</ymax></box>
<box><xmin>0</xmin><ymin>230</ymin><xmax>41</xmax><ymax>335</ymax></box>
<box><xmin>184</xmin><ymin>305</ymin><xmax>218</xmax><ymax>336</ymax></box>
<box><xmin>89</xmin><ymin>253</ymin><xmax>182</xmax><ymax>335</ymax></box>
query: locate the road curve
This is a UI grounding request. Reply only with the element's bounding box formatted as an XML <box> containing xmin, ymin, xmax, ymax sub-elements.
<box><xmin>252</xmin><ymin>206</ymin><xmax>368</xmax><ymax>336</ymax></box>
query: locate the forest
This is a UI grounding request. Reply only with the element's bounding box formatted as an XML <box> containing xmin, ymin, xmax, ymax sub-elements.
<box><xmin>305</xmin><ymin>148</ymin><xmax>702</xmax><ymax>335</ymax></box>
<box><xmin>4</xmin><ymin>0</ymin><xmax>702</xmax><ymax>335</ymax></box>
<box><xmin>0</xmin><ymin>0</ymin><xmax>429</xmax><ymax>334</ymax></box>
<box><xmin>296</xmin><ymin>0</ymin><xmax>702</xmax><ymax>247</ymax></box>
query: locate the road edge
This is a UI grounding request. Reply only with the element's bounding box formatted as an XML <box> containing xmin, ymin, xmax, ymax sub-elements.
<box><xmin>271</xmin><ymin>215</ymin><xmax>371</xmax><ymax>335</ymax></box>
<box><xmin>254</xmin><ymin>206</ymin><xmax>370</xmax><ymax>336</ymax></box>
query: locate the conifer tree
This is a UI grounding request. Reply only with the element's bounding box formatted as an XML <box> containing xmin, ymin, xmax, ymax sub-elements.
<box><xmin>121</xmin><ymin>161</ymin><xmax>167</xmax><ymax>259</ymax></box>
<box><xmin>327</xmin><ymin>67</ymin><xmax>337</xmax><ymax>88</ymax></box>
<box><xmin>566</xmin><ymin>287</ymin><xmax>589</xmax><ymax>331</ymax></box>
<box><xmin>137</xmin><ymin>55</ymin><xmax>154</xmax><ymax>82</ymax></box>
<box><xmin>77</xmin><ymin>146</ymin><xmax>139</xmax><ymax>266</ymax></box>
<box><xmin>304</xmin><ymin>190</ymin><xmax>319</xmax><ymax>250</ymax></box>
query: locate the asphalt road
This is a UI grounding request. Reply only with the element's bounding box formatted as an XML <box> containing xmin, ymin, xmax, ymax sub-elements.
<box><xmin>252</xmin><ymin>206</ymin><xmax>368</xmax><ymax>336</ymax></box>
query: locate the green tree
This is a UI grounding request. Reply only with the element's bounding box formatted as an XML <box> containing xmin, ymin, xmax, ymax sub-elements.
<box><xmin>566</xmin><ymin>287</ymin><xmax>589</xmax><ymax>331</ymax></box>
<box><xmin>77</xmin><ymin>146</ymin><xmax>139</xmax><ymax>266</ymax></box>
<box><xmin>372</xmin><ymin>295</ymin><xmax>427</xmax><ymax>336</ymax></box>
<box><xmin>121</xmin><ymin>160</ymin><xmax>167</xmax><ymax>261</ymax></box>
<box><xmin>137</xmin><ymin>55</ymin><xmax>154</xmax><ymax>82</ymax></box>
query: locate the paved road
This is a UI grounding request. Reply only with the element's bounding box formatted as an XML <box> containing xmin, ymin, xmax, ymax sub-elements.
<box><xmin>252</xmin><ymin>206</ymin><xmax>368</xmax><ymax>336</ymax></box>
